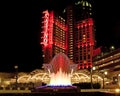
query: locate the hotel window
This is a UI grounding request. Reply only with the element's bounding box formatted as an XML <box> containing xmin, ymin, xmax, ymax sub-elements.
<box><xmin>80</xmin><ymin>56</ymin><xmax>82</xmax><ymax>60</ymax></box>
<box><xmin>84</xmin><ymin>56</ymin><xmax>86</xmax><ymax>60</ymax></box>
<box><xmin>88</xmin><ymin>55</ymin><xmax>90</xmax><ymax>59</ymax></box>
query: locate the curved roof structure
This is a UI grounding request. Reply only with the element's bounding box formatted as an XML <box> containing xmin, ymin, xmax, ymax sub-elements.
<box><xmin>75</xmin><ymin>0</ymin><xmax>92</xmax><ymax>7</ymax></box>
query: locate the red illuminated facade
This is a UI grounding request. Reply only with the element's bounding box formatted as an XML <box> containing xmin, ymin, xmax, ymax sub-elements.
<box><xmin>41</xmin><ymin>10</ymin><xmax>68</xmax><ymax>63</ymax></box>
<box><xmin>66</xmin><ymin>1</ymin><xmax>95</xmax><ymax>69</ymax></box>
<box><xmin>66</xmin><ymin>6</ymin><xmax>74</xmax><ymax>61</ymax></box>
<box><xmin>41</xmin><ymin>0</ymin><xmax>96</xmax><ymax>69</ymax></box>
<box><xmin>74</xmin><ymin>18</ymin><xmax>94</xmax><ymax>69</ymax></box>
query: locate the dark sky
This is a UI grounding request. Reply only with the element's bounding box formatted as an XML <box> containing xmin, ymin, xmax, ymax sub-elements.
<box><xmin>1</xmin><ymin>0</ymin><xmax>120</xmax><ymax>72</ymax></box>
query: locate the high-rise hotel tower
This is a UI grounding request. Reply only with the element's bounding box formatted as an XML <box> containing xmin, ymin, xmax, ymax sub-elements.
<box><xmin>71</xmin><ymin>0</ymin><xmax>95</xmax><ymax>69</ymax></box>
<box><xmin>41</xmin><ymin>0</ymin><xmax>95</xmax><ymax>69</ymax></box>
<box><xmin>41</xmin><ymin>10</ymin><xmax>68</xmax><ymax>63</ymax></box>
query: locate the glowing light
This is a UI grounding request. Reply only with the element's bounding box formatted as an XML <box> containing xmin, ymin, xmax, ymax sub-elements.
<box><xmin>115</xmin><ymin>88</ymin><xmax>120</xmax><ymax>93</ymax></box>
<box><xmin>49</xmin><ymin>68</ymin><xmax>71</xmax><ymax>86</ymax></box>
<box><xmin>104</xmin><ymin>71</ymin><xmax>108</xmax><ymax>75</ymax></box>
<box><xmin>110</xmin><ymin>45</ymin><xmax>115</xmax><ymax>51</ymax></box>
<box><xmin>118</xmin><ymin>74</ymin><xmax>120</xmax><ymax>76</ymax></box>
<box><xmin>92</xmin><ymin>66</ymin><xmax>96</xmax><ymax>70</ymax></box>
<box><xmin>41</xmin><ymin>10</ymin><xmax>49</xmax><ymax>46</ymax></box>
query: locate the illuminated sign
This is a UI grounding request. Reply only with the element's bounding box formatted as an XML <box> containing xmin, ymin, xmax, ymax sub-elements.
<box><xmin>41</xmin><ymin>10</ymin><xmax>49</xmax><ymax>46</ymax></box>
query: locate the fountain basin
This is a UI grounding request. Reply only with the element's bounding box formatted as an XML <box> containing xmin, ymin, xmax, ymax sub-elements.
<box><xmin>32</xmin><ymin>85</ymin><xmax>79</xmax><ymax>93</ymax></box>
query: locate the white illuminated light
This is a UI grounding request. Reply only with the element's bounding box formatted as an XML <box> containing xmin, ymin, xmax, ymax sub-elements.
<box><xmin>92</xmin><ymin>67</ymin><xmax>96</xmax><ymax>70</ymax></box>
<box><xmin>115</xmin><ymin>88</ymin><xmax>120</xmax><ymax>93</ymax></box>
<box><xmin>104</xmin><ymin>71</ymin><xmax>108</xmax><ymax>75</ymax></box>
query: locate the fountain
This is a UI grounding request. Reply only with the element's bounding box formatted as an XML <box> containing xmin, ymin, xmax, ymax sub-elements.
<box><xmin>33</xmin><ymin>53</ymin><xmax>79</xmax><ymax>93</ymax></box>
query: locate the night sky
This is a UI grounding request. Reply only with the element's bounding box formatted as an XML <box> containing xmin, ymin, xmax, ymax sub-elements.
<box><xmin>1</xmin><ymin>0</ymin><xmax>120</xmax><ymax>72</ymax></box>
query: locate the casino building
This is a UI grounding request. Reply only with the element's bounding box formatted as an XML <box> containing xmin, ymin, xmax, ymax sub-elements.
<box><xmin>41</xmin><ymin>10</ymin><xmax>68</xmax><ymax>63</ymax></box>
<box><xmin>41</xmin><ymin>0</ymin><xmax>95</xmax><ymax>69</ymax></box>
<box><xmin>0</xmin><ymin>1</ymin><xmax>119</xmax><ymax>89</ymax></box>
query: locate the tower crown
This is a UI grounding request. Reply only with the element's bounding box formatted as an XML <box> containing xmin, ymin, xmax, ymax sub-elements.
<box><xmin>75</xmin><ymin>0</ymin><xmax>92</xmax><ymax>7</ymax></box>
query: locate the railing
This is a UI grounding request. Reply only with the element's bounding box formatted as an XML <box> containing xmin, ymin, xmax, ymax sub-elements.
<box><xmin>0</xmin><ymin>87</ymin><xmax>31</xmax><ymax>93</ymax></box>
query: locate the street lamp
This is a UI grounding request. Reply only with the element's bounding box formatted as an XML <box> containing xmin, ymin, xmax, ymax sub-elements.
<box><xmin>90</xmin><ymin>66</ymin><xmax>96</xmax><ymax>89</ymax></box>
<box><xmin>118</xmin><ymin>74</ymin><xmax>120</xmax><ymax>87</ymax></box>
<box><xmin>103</xmin><ymin>71</ymin><xmax>107</xmax><ymax>89</ymax></box>
<box><xmin>14</xmin><ymin>65</ymin><xmax>18</xmax><ymax>89</ymax></box>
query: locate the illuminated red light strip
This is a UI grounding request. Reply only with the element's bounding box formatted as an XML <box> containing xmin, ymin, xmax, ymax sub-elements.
<box><xmin>48</xmin><ymin>11</ymin><xmax>54</xmax><ymax>45</ymax></box>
